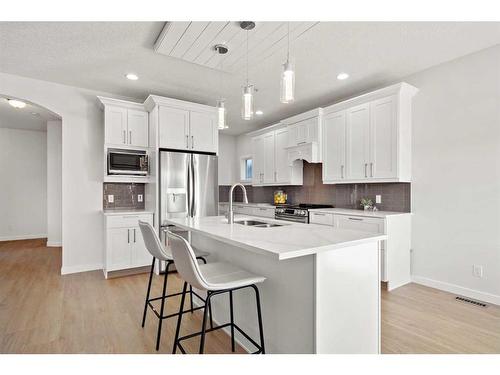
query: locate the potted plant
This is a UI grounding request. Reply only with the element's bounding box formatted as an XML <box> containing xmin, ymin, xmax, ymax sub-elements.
<box><xmin>360</xmin><ymin>197</ymin><xmax>374</xmax><ymax>211</ymax></box>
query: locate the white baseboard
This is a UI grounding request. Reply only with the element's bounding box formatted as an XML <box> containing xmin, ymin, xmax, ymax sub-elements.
<box><xmin>46</xmin><ymin>240</ymin><xmax>62</xmax><ymax>247</ymax></box>
<box><xmin>61</xmin><ymin>263</ymin><xmax>103</xmax><ymax>275</ymax></box>
<box><xmin>411</xmin><ymin>275</ymin><xmax>500</xmax><ymax>306</ymax></box>
<box><xmin>0</xmin><ymin>234</ymin><xmax>47</xmax><ymax>242</ymax></box>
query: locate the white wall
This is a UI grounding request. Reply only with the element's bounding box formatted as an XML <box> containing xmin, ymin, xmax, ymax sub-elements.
<box><xmin>218</xmin><ymin>133</ymin><xmax>238</xmax><ymax>185</ymax></box>
<box><xmin>47</xmin><ymin>120</ymin><xmax>62</xmax><ymax>247</ymax></box>
<box><xmin>0</xmin><ymin>127</ymin><xmax>47</xmax><ymax>240</ymax></box>
<box><xmin>406</xmin><ymin>45</ymin><xmax>500</xmax><ymax>304</ymax></box>
<box><xmin>0</xmin><ymin>72</ymin><xmax>122</xmax><ymax>274</ymax></box>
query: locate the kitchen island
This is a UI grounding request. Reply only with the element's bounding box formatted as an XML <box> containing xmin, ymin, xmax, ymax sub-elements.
<box><xmin>166</xmin><ymin>215</ymin><xmax>387</xmax><ymax>354</ymax></box>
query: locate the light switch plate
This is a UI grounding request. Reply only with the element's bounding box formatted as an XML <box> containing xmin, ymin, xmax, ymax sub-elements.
<box><xmin>376</xmin><ymin>195</ymin><xmax>382</xmax><ymax>204</ymax></box>
<box><xmin>472</xmin><ymin>265</ymin><xmax>483</xmax><ymax>278</ymax></box>
<box><xmin>108</xmin><ymin>194</ymin><xmax>114</xmax><ymax>203</ymax></box>
<box><xmin>138</xmin><ymin>194</ymin><xmax>143</xmax><ymax>202</ymax></box>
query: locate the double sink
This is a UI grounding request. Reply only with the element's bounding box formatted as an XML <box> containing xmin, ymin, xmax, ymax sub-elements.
<box><xmin>235</xmin><ymin>219</ymin><xmax>285</xmax><ymax>228</ymax></box>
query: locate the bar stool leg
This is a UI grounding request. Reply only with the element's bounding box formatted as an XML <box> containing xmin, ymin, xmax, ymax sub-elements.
<box><xmin>190</xmin><ymin>285</ymin><xmax>194</xmax><ymax>313</ymax></box>
<box><xmin>141</xmin><ymin>257</ymin><xmax>156</xmax><ymax>328</ymax></box>
<box><xmin>252</xmin><ymin>285</ymin><xmax>266</xmax><ymax>354</ymax></box>
<box><xmin>199</xmin><ymin>292</ymin><xmax>211</xmax><ymax>354</ymax></box>
<box><xmin>173</xmin><ymin>281</ymin><xmax>188</xmax><ymax>354</ymax></box>
<box><xmin>229</xmin><ymin>290</ymin><xmax>235</xmax><ymax>352</ymax></box>
<box><xmin>155</xmin><ymin>261</ymin><xmax>171</xmax><ymax>351</ymax></box>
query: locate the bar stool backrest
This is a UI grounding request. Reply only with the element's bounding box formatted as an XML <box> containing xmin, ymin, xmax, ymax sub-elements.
<box><xmin>138</xmin><ymin>221</ymin><xmax>172</xmax><ymax>261</ymax></box>
<box><xmin>168</xmin><ymin>231</ymin><xmax>209</xmax><ymax>291</ymax></box>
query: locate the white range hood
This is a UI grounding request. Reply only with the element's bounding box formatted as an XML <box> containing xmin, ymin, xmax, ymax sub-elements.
<box><xmin>286</xmin><ymin>142</ymin><xmax>321</xmax><ymax>165</ymax></box>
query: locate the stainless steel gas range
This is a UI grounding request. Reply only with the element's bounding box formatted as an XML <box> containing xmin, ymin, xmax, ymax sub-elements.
<box><xmin>275</xmin><ymin>204</ymin><xmax>334</xmax><ymax>224</ymax></box>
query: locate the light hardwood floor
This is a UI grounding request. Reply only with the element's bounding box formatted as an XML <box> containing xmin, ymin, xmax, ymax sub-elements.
<box><xmin>1</xmin><ymin>239</ymin><xmax>499</xmax><ymax>354</ymax></box>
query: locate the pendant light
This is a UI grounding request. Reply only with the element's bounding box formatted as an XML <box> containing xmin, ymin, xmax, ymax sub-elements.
<box><xmin>280</xmin><ymin>22</ymin><xmax>295</xmax><ymax>103</ymax></box>
<box><xmin>214</xmin><ymin>44</ymin><xmax>229</xmax><ymax>130</ymax></box>
<box><xmin>240</xmin><ymin>21</ymin><xmax>255</xmax><ymax>121</ymax></box>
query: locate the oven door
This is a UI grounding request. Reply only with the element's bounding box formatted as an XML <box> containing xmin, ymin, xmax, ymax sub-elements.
<box><xmin>108</xmin><ymin>150</ymin><xmax>148</xmax><ymax>175</ymax></box>
<box><xmin>275</xmin><ymin>213</ymin><xmax>308</xmax><ymax>223</ymax></box>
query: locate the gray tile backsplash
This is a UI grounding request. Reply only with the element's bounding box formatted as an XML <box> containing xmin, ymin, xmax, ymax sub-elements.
<box><xmin>103</xmin><ymin>183</ymin><xmax>145</xmax><ymax>210</ymax></box>
<box><xmin>219</xmin><ymin>162</ymin><xmax>411</xmax><ymax>212</ymax></box>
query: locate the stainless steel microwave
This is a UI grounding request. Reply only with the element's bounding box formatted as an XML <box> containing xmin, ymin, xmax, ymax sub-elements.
<box><xmin>107</xmin><ymin>149</ymin><xmax>149</xmax><ymax>176</ymax></box>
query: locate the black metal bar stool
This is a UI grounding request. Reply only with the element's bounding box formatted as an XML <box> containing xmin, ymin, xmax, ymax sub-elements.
<box><xmin>138</xmin><ymin>221</ymin><xmax>213</xmax><ymax>351</ymax></box>
<box><xmin>168</xmin><ymin>231</ymin><xmax>266</xmax><ymax>354</ymax></box>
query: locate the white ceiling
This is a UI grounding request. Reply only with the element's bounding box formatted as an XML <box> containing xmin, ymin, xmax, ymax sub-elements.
<box><xmin>0</xmin><ymin>22</ymin><xmax>499</xmax><ymax>135</ymax></box>
<box><xmin>154</xmin><ymin>22</ymin><xmax>318</xmax><ymax>72</ymax></box>
<box><xmin>0</xmin><ymin>96</ymin><xmax>60</xmax><ymax>131</ymax></box>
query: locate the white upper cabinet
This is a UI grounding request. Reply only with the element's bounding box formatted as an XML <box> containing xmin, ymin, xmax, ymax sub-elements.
<box><xmin>346</xmin><ymin>103</ymin><xmax>370</xmax><ymax>180</ymax></box>
<box><xmin>145</xmin><ymin>95</ymin><xmax>218</xmax><ymax>154</ymax></box>
<box><xmin>158</xmin><ymin>106</ymin><xmax>190</xmax><ymax>150</ymax></box>
<box><xmin>251</xmin><ymin>126</ymin><xmax>303</xmax><ymax>186</ymax></box>
<box><xmin>189</xmin><ymin>110</ymin><xmax>217</xmax><ymax>153</ymax></box>
<box><xmin>101</xmin><ymin>100</ymin><xmax>149</xmax><ymax>148</ymax></box>
<box><xmin>369</xmin><ymin>96</ymin><xmax>397</xmax><ymax>179</ymax></box>
<box><xmin>127</xmin><ymin>109</ymin><xmax>149</xmax><ymax>148</ymax></box>
<box><xmin>322</xmin><ymin>111</ymin><xmax>346</xmax><ymax>182</ymax></box>
<box><xmin>263</xmin><ymin>132</ymin><xmax>276</xmax><ymax>184</ymax></box>
<box><xmin>322</xmin><ymin>83</ymin><xmax>418</xmax><ymax>184</ymax></box>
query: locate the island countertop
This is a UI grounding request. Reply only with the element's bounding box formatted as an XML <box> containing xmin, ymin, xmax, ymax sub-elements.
<box><xmin>165</xmin><ymin>215</ymin><xmax>387</xmax><ymax>260</ymax></box>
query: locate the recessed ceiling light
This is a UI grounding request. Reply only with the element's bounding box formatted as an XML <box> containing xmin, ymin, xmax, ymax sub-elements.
<box><xmin>7</xmin><ymin>99</ymin><xmax>26</xmax><ymax>109</ymax></box>
<box><xmin>337</xmin><ymin>72</ymin><xmax>349</xmax><ymax>80</ymax></box>
<box><xmin>125</xmin><ymin>73</ymin><xmax>139</xmax><ymax>81</ymax></box>
<box><xmin>255</xmin><ymin>110</ymin><xmax>264</xmax><ymax>115</ymax></box>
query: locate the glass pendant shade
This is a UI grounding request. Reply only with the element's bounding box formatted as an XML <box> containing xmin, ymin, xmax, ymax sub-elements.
<box><xmin>241</xmin><ymin>85</ymin><xmax>254</xmax><ymax>120</ymax></box>
<box><xmin>280</xmin><ymin>60</ymin><xmax>295</xmax><ymax>103</ymax></box>
<box><xmin>217</xmin><ymin>99</ymin><xmax>227</xmax><ymax>129</ymax></box>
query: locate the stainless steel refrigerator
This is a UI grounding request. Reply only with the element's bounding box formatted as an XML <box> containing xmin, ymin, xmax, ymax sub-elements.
<box><xmin>159</xmin><ymin>150</ymin><xmax>218</xmax><ymax>236</ymax></box>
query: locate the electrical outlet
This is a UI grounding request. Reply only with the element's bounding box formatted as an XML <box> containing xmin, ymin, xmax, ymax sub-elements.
<box><xmin>376</xmin><ymin>195</ymin><xmax>382</xmax><ymax>204</ymax></box>
<box><xmin>108</xmin><ymin>194</ymin><xmax>114</xmax><ymax>203</ymax></box>
<box><xmin>472</xmin><ymin>265</ymin><xmax>483</xmax><ymax>278</ymax></box>
<box><xmin>138</xmin><ymin>194</ymin><xmax>143</xmax><ymax>203</ymax></box>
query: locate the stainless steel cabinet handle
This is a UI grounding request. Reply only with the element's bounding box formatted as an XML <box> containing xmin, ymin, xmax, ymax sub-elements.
<box><xmin>134</xmin><ymin>228</ymin><xmax>136</xmax><ymax>243</ymax></box>
<box><xmin>274</xmin><ymin>171</ymin><xmax>277</xmax><ymax>181</ymax></box>
<box><xmin>297</xmin><ymin>141</ymin><xmax>307</xmax><ymax>145</ymax></box>
<box><xmin>370</xmin><ymin>162</ymin><xmax>374</xmax><ymax>177</ymax></box>
<box><xmin>364</xmin><ymin>163</ymin><xmax>368</xmax><ymax>178</ymax></box>
<box><xmin>348</xmin><ymin>217</ymin><xmax>363</xmax><ymax>221</ymax></box>
<box><xmin>191</xmin><ymin>135</ymin><xmax>194</xmax><ymax>149</ymax></box>
<box><xmin>341</xmin><ymin>165</ymin><xmax>344</xmax><ymax>178</ymax></box>
<box><xmin>123</xmin><ymin>130</ymin><xmax>126</xmax><ymax>144</ymax></box>
<box><xmin>127</xmin><ymin>229</ymin><xmax>130</xmax><ymax>243</ymax></box>
<box><xmin>313</xmin><ymin>213</ymin><xmax>326</xmax><ymax>216</ymax></box>
<box><xmin>186</xmin><ymin>135</ymin><xmax>189</xmax><ymax>148</ymax></box>
<box><xmin>129</xmin><ymin>130</ymin><xmax>132</xmax><ymax>144</ymax></box>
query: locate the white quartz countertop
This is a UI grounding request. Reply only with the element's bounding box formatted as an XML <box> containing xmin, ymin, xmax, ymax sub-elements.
<box><xmin>102</xmin><ymin>209</ymin><xmax>155</xmax><ymax>216</ymax></box>
<box><xmin>165</xmin><ymin>215</ymin><xmax>387</xmax><ymax>260</ymax></box>
<box><xmin>309</xmin><ymin>207</ymin><xmax>411</xmax><ymax>218</ymax></box>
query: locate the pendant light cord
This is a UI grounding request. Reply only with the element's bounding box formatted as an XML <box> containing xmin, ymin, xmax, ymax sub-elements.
<box><xmin>287</xmin><ymin>22</ymin><xmax>290</xmax><ymax>61</ymax></box>
<box><xmin>246</xmin><ymin>29</ymin><xmax>249</xmax><ymax>86</ymax></box>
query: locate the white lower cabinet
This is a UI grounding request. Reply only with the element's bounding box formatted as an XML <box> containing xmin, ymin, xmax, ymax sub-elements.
<box><xmin>104</xmin><ymin>213</ymin><xmax>154</xmax><ymax>278</ymax></box>
<box><xmin>219</xmin><ymin>203</ymin><xmax>275</xmax><ymax>219</ymax></box>
<box><xmin>310</xmin><ymin>211</ymin><xmax>411</xmax><ymax>291</ymax></box>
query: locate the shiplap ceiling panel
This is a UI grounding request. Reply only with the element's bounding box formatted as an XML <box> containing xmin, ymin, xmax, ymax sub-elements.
<box><xmin>154</xmin><ymin>21</ymin><xmax>319</xmax><ymax>72</ymax></box>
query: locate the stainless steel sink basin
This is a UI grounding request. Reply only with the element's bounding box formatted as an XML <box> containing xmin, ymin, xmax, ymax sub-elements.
<box><xmin>235</xmin><ymin>220</ymin><xmax>284</xmax><ymax>228</ymax></box>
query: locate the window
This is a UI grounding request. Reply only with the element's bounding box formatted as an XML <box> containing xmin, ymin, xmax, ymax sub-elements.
<box><xmin>240</xmin><ymin>156</ymin><xmax>253</xmax><ymax>182</ymax></box>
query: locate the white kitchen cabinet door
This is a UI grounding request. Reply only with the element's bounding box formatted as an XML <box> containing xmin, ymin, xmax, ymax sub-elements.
<box><xmin>263</xmin><ymin>132</ymin><xmax>276</xmax><ymax>183</ymax></box>
<box><xmin>158</xmin><ymin>106</ymin><xmax>190</xmax><ymax>150</ymax></box>
<box><xmin>131</xmin><ymin>227</ymin><xmax>153</xmax><ymax>267</ymax></box>
<box><xmin>322</xmin><ymin>110</ymin><xmax>346</xmax><ymax>182</ymax></box>
<box><xmin>105</xmin><ymin>106</ymin><xmax>128</xmax><ymax>146</ymax></box>
<box><xmin>189</xmin><ymin>110</ymin><xmax>217</xmax><ymax>153</ymax></box>
<box><xmin>275</xmin><ymin>128</ymin><xmax>291</xmax><ymax>183</ymax></box>
<box><xmin>127</xmin><ymin>109</ymin><xmax>149</xmax><ymax>147</ymax></box>
<box><xmin>370</xmin><ymin>96</ymin><xmax>397</xmax><ymax>179</ymax></box>
<box><xmin>253</xmin><ymin>207</ymin><xmax>275</xmax><ymax>218</ymax></box>
<box><xmin>346</xmin><ymin>103</ymin><xmax>370</xmax><ymax>180</ymax></box>
<box><xmin>252</xmin><ymin>135</ymin><xmax>265</xmax><ymax>185</ymax></box>
<box><xmin>107</xmin><ymin>228</ymin><xmax>132</xmax><ymax>271</ymax></box>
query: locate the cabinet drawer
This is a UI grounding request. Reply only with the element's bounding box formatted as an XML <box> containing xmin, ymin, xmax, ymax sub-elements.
<box><xmin>106</xmin><ymin>214</ymin><xmax>153</xmax><ymax>229</ymax></box>
<box><xmin>334</xmin><ymin>215</ymin><xmax>384</xmax><ymax>234</ymax></box>
<box><xmin>253</xmin><ymin>207</ymin><xmax>275</xmax><ymax>218</ymax></box>
<box><xmin>310</xmin><ymin>212</ymin><xmax>334</xmax><ymax>226</ymax></box>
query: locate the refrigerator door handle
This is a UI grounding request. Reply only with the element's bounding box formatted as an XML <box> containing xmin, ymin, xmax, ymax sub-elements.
<box><xmin>191</xmin><ymin>155</ymin><xmax>197</xmax><ymax>217</ymax></box>
<box><xmin>187</xmin><ymin>154</ymin><xmax>192</xmax><ymax>217</ymax></box>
